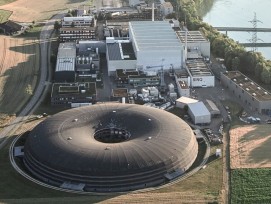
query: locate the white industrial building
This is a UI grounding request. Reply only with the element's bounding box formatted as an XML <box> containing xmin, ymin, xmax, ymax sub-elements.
<box><xmin>129</xmin><ymin>21</ymin><xmax>184</xmax><ymax>71</ymax></box>
<box><xmin>175</xmin><ymin>97</ymin><xmax>198</xmax><ymax>109</ymax></box>
<box><xmin>188</xmin><ymin>102</ymin><xmax>211</xmax><ymax>125</ymax></box>
<box><xmin>176</xmin><ymin>30</ymin><xmax>210</xmax><ymax>59</ymax></box>
<box><xmin>185</xmin><ymin>59</ymin><xmax>214</xmax><ymax>87</ymax></box>
<box><xmin>106</xmin><ymin>37</ymin><xmax>137</xmax><ymax>75</ymax></box>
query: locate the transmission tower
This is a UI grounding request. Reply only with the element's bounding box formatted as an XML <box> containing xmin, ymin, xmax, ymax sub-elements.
<box><xmin>248</xmin><ymin>12</ymin><xmax>263</xmax><ymax>52</ymax></box>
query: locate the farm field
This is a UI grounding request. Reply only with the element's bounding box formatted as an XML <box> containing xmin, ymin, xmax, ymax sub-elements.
<box><xmin>230</xmin><ymin>124</ymin><xmax>271</xmax><ymax>169</ymax></box>
<box><xmin>0</xmin><ymin>0</ymin><xmax>94</xmax><ymax>22</ymax></box>
<box><xmin>0</xmin><ymin>36</ymin><xmax>39</xmax><ymax>118</ymax></box>
<box><xmin>0</xmin><ymin>9</ymin><xmax>12</xmax><ymax>23</ymax></box>
<box><xmin>231</xmin><ymin>168</ymin><xmax>271</xmax><ymax>204</ymax></box>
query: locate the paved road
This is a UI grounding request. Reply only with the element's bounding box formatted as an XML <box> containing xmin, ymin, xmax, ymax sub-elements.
<box><xmin>0</xmin><ymin>14</ymin><xmax>64</xmax><ymax>148</ymax></box>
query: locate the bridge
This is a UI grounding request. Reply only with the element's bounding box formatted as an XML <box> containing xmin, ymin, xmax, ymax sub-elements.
<box><xmin>214</xmin><ymin>27</ymin><xmax>271</xmax><ymax>33</ymax></box>
<box><xmin>239</xmin><ymin>43</ymin><xmax>271</xmax><ymax>47</ymax></box>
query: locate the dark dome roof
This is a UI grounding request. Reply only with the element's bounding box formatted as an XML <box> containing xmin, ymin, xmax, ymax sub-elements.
<box><xmin>24</xmin><ymin>103</ymin><xmax>198</xmax><ymax>192</ymax></box>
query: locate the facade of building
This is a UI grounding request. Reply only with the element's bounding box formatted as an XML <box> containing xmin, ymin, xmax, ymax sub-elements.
<box><xmin>185</xmin><ymin>59</ymin><xmax>214</xmax><ymax>87</ymax></box>
<box><xmin>129</xmin><ymin>21</ymin><xmax>184</xmax><ymax>70</ymax></box>
<box><xmin>221</xmin><ymin>71</ymin><xmax>271</xmax><ymax>114</ymax></box>
<box><xmin>51</xmin><ymin>82</ymin><xmax>96</xmax><ymax>106</ymax></box>
<box><xmin>62</xmin><ymin>16</ymin><xmax>93</xmax><ymax>27</ymax></box>
<box><xmin>59</xmin><ymin>27</ymin><xmax>96</xmax><ymax>42</ymax></box>
<box><xmin>188</xmin><ymin>102</ymin><xmax>211</xmax><ymax>125</ymax></box>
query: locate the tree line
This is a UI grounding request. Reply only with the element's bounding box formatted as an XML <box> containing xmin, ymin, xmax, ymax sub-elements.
<box><xmin>173</xmin><ymin>0</ymin><xmax>271</xmax><ymax>84</ymax></box>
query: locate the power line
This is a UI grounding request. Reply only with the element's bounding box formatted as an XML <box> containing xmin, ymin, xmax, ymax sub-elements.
<box><xmin>248</xmin><ymin>12</ymin><xmax>263</xmax><ymax>52</ymax></box>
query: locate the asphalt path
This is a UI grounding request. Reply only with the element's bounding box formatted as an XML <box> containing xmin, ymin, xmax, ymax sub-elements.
<box><xmin>0</xmin><ymin>14</ymin><xmax>65</xmax><ymax>149</ymax></box>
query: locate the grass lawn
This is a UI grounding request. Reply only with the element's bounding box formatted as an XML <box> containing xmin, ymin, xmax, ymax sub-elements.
<box><xmin>0</xmin><ymin>9</ymin><xmax>11</xmax><ymax>23</ymax></box>
<box><xmin>0</xmin><ymin>0</ymin><xmax>15</xmax><ymax>6</ymax></box>
<box><xmin>231</xmin><ymin>168</ymin><xmax>271</xmax><ymax>204</ymax></box>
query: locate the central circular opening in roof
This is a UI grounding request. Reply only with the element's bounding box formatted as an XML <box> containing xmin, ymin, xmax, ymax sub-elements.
<box><xmin>94</xmin><ymin>128</ymin><xmax>131</xmax><ymax>143</ymax></box>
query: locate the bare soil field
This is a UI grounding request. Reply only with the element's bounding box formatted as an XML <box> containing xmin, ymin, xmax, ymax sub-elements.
<box><xmin>0</xmin><ymin>0</ymin><xmax>92</xmax><ymax>22</ymax></box>
<box><xmin>0</xmin><ymin>36</ymin><xmax>39</xmax><ymax>116</ymax></box>
<box><xmin>230</xmin><ymin>124</ymin><xmax>271</xmax><ymax>169</ymax></box>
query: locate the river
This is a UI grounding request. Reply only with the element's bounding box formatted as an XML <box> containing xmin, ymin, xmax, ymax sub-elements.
<box><xmin>201</xmin><ymin>0</ymin><xmax>271</xmax><ymax>60</ymax></box>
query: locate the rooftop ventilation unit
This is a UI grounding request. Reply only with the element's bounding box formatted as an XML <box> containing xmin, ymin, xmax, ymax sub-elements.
<box><xmin>252</xmin><ymin>93</ymin><xmax>256</xmax><ymax>96</ymax></box>
<box><xmin>257</xmin><ymin>87</ymin><xmax>261</xmax><ymax>90</ymax></box>
<box><xmin>251</xmin><ymin>82</ymin><xmax>254</xmax><ymax>85</ymax></box>
<box><xmin>245</xmin><ymin>78</ymin><xmax>248</xmax><ymax>81</ymax></box>
<box><xmin>246</xmin><ymin>88</ymin><xmax>249</xmax><ymax>91</ymax></box>
<box><xmin>233</xmin><ymin>79</ymin><xmax>237</xmax><ymax>82</ymax></box>
<box><xmin>239</xmin><ymin>83</ymin><xmax>243</xmax><ymax>86</ymax></box>
<box><xmin>264</xmin><ymin>92</ymin><xmax>268</xmax><ymax>95</ymax></box>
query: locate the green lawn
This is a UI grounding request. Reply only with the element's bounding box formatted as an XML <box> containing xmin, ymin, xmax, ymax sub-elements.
<box><xmin>0</xmin><ymin>0</ymin><xmax>15</xmax><ymax>6</ymax></box>
<box><xmin>231</xmin><ymin>168</ymin><xmax>271</xmax><ymax>204</ymax></box>
<box><xmin>0</xmin><ymin>9</ymin><xmax>11</xmax><ymax>23</ymax></box>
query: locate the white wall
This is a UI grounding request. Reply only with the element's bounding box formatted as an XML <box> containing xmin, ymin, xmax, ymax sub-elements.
<box><xmin>191</xmin><ymin>76</ymin><xmax>214</xmax><ymax>87</ymax></box>
<box><xmin>136</xmin><ymin>50</ymin><xmax>183</xmax><ymax>70</ymax></box>
<box><xmin>188</xmin><ymin>41</ymin><xmax>210</xmax><ymax>58</ymax></box>
<box><xmin>188</xmin><ymin>108</ymin><xmax>211</xmax><ymax>124</ymax></box>
<box><xmin>108</xmin><ymin>60</ymin><xmax>137</xmax><ymax>76</ymax></box>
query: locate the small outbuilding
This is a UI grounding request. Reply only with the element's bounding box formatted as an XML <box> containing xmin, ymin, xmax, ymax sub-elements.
<box><xmin>188</xmin><ymin>102</ymin><xmax>211</xmax><ymax>125</ymax></box>
<box><xmin>175</xmin><ymin>96</ymin><xmax>198</xmax><ymax>109</ymax></box>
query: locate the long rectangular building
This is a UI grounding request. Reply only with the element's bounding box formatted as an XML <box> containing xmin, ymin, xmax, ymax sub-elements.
<box><xmin>221</xmin><ymin>71</ymin><xmax>271</xmax><ymax>114</ymax></box>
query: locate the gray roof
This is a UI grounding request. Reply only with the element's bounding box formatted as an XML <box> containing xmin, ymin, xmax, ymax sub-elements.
<box><xmin>107</xmin><ymin>42</ymin><xmax>136</xmax><ymax>61</ymax></box>
<box><xmin>188</xmin><ymin>102</ymin><xmax>210</xmax><ymax>117</ymax></box>
<box><xmin>129</xmin><ymin>21</ymin><xmax>183</xmax><ymax>51</ymax></box>
<box><xmin>107</xmin><ymin>43</ymin><xmax>122</xmax><ymax>60</ymax></box>
<box><xmin>55</xmin><ymin>58</ymin><xmax>75</xmax><ymax>72</ymax></box>
<box><xmin>24</xmin><ymin>103</ymin><xmax>198</xmax><ymax>192</ymax></box>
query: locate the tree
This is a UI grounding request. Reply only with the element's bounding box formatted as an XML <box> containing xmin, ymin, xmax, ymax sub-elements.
<box><xmin>54</xmin><ymin>21</ymin><xmax>61</xmax><ymax>30</ymax></box>
<box><xmin>231</xmin><ymin>57</ymin><xmax>240</xmax><ymax>71</ymax></box>
<box><xmin>261</xmin><ymin>67</ymin><xmax>271</xmax><ymax>84</ymax></box>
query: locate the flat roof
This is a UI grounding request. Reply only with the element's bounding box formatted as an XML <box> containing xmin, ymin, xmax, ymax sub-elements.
<box><xmin>58</xmin><ymin>42</ymin><xmax>76</xmax><ymax>58</ymax></box>
<box><xmin>129</xmin><ymin>21</ymin><xmax>183</xmax><ymax>51</ymax></box>
<box><xmin>178</xmin><ymin>80</ymin><xmax>189</xmax><ymax>89</ymax></box>
<box><xmin>56</xmin><ymin>58</ymin><xmax>75</xmax><ymax>72</ymax></box>
<box><xmin>116</xmin><ymin>69</ymin><xmax>139</xmax><ymax>78</ymax></box>
<box><xmin>188</xmin><ymin>102</ymin><xmax>210</xmax><ymax>117</ymax></box>
<box><xmin>112</xmin><ymin>88</ymin><xmax>128</xmax><ymax>97</ymax></box>
<box><xmin>60</xmin><ymin>27</ymin><xmax>96</xmax><ymax>31</ymax></box>
<box><xmin>186</xmin><ymin>59</ymin><xmax>213</xmax><ymax>77</ymax></box>
<box><xmin>176</xmin><ymin>97</ymin><xmax>198</xmax><ymax>104</ymax></box>
<box><xmin>51</xmin><ymin>82</ymin><xmax>96</xmax><ymax>97</ymax></box>
<box><xmin>222</xmin><ymin>71</ymin><xmax>271</xmax><ymax>101</ymax></box>
<box><xmin>107</xmin><ymin>42</ymin><xmax>136</xmax><ymax>60</ymax></box>
<box><xmin>176</xmin><ymin>31</ymin><xmax>208</xmax><ymax>43</ymax></box>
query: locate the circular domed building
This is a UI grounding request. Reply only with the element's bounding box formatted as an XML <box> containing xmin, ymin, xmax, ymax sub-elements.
<box><xmin>23</xmin><ymin>103</ymin><xmax>198</xmax><ymax>192</ymax></box>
